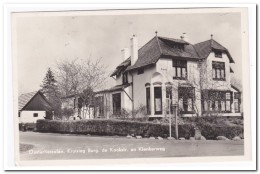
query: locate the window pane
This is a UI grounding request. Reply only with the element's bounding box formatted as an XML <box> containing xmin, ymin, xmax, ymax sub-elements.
<box><xmin>137</xmin><ymin>68</ymin><xmax>144</xmax><ymax>75</ymax></box>
<box><xmin>204</xmin><ymin>100</ymin><xmax>208</xmax><ymax>111</ymax></box>
<box><xmin>154</xmin><ymin>87</ymin><xmax>162</xmax><ymax>114</ymax></box>
<box><xmin>209</xmin><ymin>100</ymin><xmax>213</xmax><ymax>111</ymax></box>
<box><xmin>112</xmin><ymin>93</ymin><xmax>121</xmax><ymax>115</ymax></box>
<box><xmin>234</xmin><ymin>99</ymin><xmax>239</xmax><ymax>112</ymax></box>
<box><xmin>172</xmin><ymin>60</ymin><xmax>177</xmax><ymax>67</ymax></box>
<box><xmin>155</xmin><ymin>99</ymin><xmax>162</xmax><ymax>112</ymax></box>
<box><xmin>226</xmin><ymin>93</ymin><xmax>231</xmax><ymax>100</ymax></box>
<box><xmin>221</xmin><ymin>69</ymin><xmax>225</xmax><ymax>79</ymax></box>
<box><xmin>226</xmin><ymin>101</ymin><xmax>230</xmax><ymax>111</ymax></box>
<box><xmin>212</xmin><ymin>68</ymin><xmax>216</xmax><ymax>78</ymax></box>
<box><xmin>220</xmin><ymin>62</ymin><xmax>225</xmax><ymax>69</ymax></box>
<box><xmin>221</xmin><ymin>101</ymin><xmax>225</xmax><ymax>111</ymax></box>
<box><xmin>182</xmin><ymin>68</ymin><xmax>186</xmax><ymax>78</ymax></box>
<box><xmin>215</xmin><ymin>101</ymin><xmax>219</xmax><ymax>111</ymax></box>
<box><xmin>217</xmin><ymin>69</ymin><xmax>220</xmax><ymax>79</ymax></box>
<box><xmin>188</xmin><ymin>98</ymin><xmax>192</xmax><ymax>111</ymax></box>
<box><xmin>146</xmin><ymin>88</ymin><xmax>151</xmax><ymax>114</ymax></box>
<box><xmin>179</xmin><ymin>98</ymin><xmax>183</xmax><ymax>111</ymax></box>
<box><xmin>235</xmin><ymin>92</ymin><xmax>241</xmax><ymax>99</ymax></box>
<box><xmin>177</xmin><ymin>68</ymin><xmax>181</xmax><ymax>77</ymax></box>
<box><xmin>215</xmin><ymin>51</ymin><xmax>222</xmax><ymax>58</ymax></box>
<box><xmin>173</xmin><ymin>67</ymin><xmax>176</xmax><ymax>77</ymax></box>
<box><xmin>98</xmin><ymin>96</ymin><xmax>104</xmax><ymax>116</ymax></box>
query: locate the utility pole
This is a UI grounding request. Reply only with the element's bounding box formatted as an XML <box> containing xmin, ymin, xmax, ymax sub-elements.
<box><xmin>175</xmin><ymin>104</ymin><xmax>178</xmax><ymax>140</ymax></box>
<box><xmin>168</xmin><ymin>98</ymin><xmax>172</xmax><ymax>138</ymax></box>
<box><xmin>172</xmin><ymin>103</ymin><xmax>178</xmax><ymax>140</ymax></box>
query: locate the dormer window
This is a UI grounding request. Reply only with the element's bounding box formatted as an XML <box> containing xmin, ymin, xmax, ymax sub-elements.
<box><xmin>137</xmin><ymin>68</ymin><xmax>144</xmax><ymax>75</ymax></box>
<box><xmin>214</xmin><ymin>50</ymin><xmax>222</xmax><ymax>58</ymax></box>
<box><xmin>173</xmin><ymin>44</ymin><xmax>184</xmax><ymax>51</ymax></box>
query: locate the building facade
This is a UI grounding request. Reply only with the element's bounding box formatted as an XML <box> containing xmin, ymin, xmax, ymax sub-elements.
<box><xmin>95</xmin><ymin>33</ymin><xmax>242</xmax><ymax>119</ymax></box>
<box><xmin>18</xmin><ymin>91</ymin><xmax>53</xmax><ymax>123</ymax></box>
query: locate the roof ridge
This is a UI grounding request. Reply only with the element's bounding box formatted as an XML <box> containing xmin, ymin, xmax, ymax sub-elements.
<box><xmin>193</xmin><ymin>39</ymin><xmax>211</xmax><ymax>46</ymax></box>
<box><xmin>191</xmin><ymin>44</ymin><xmax>201</xmax><ymax>59</ymax></box>
<box><xmin>19</xmin><ymin>90</ymin><xmax>40</xmax><ymax>110</ymax></box>
<box><xmin>19</xmin><ymin>90</ymin><xmax>38</xmax><ymax>97</ymax></box>
<box><xmin>211</xmin><ymin>39</ymin><xmax>227</xmax><ymax>50</ymax></box>
<box><xmin>158</xmin><ymin>36</ymin><xmax>190</xmax><ymax>44</ymax></box>
<box><xmin>155</xmin><ymin>36</ymin><xmax>163</xmax><ymax>55</ymax></box>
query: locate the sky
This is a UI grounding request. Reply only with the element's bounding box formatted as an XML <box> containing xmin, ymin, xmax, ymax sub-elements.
<box><xmin>14</xmin><ymin>10</ymin><xmax>242</xmax><ymax>95</ymax></box>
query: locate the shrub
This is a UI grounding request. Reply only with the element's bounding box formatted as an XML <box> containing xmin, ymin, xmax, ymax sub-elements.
<box><xmin>19</xmin><ymin>123</ymin><xmax>36</xmax><ymax>131</ymax></box>
<box><xmin>36</xmin><ymin>118</ymin><xmax>243</xmax><ymax>140</ymax></box>
<box><xmin>110</xmin><ymin>105</ymin><xmax>149</xmax><ymax>122</ymax></box>
<box><xmin>199</xmin><ymin>122</ymin><xmax>243</xmax><ymax>140</ymax></box>
<box><xmin>61</xmin><ymin>108</ymin><xmax>75</xmax><ymax>120</ymax></box>
<box><xmin>36</xmin><ymin>119</ymin><xmax>195</xmax><ymax>138</ymax></box>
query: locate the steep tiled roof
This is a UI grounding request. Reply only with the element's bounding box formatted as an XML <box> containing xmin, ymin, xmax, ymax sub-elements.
<box><xmin>126</xmin><ymin>37</ymin><xmax>162</xmax><ymax>71</ymax></box>
<box><xmin>18</xmin><ymin>91</ymin><xmax>38</xmax><ymax>110</ymax></box>
<box><xmin>95</xmin><ymin>83</ymin><xmax>132</xmax><ymax>94</ymax></box>
<box><xmin>158</xmin><ymin>36</ymin><xmax>189</xmax><ymax>45</ymax></box>
<box><xmin>194</xmin><ymin>39</ymin><xmax>235</xmax><ymax>63</ymax></box>
<box><xmin>193</xmin><ymin>40</ymin><xmax>212</xmax><ymax>58</ymax></box>
<box><xmin>158</xmin><ymin>37</ymin><xmax>199</xmax><ymax>59</ymax></box>
<box><xmin>111</xmin><ymin>36</ymin><xmax>235</xmax><ymax>73</ymax></box>
<box><xmin>18</xmin><ymin>91</ymin><xmax>52</xmax><ymax>111</ymax></box>
<box><xmin>125</xmin><ymin>36</ymin><xmax>200</xmax><ymax>71</ymax></box>
<box><xmin>110</xmin><ymin>57</ymin><xmax>131</xmax><ymax>77</ymax></box>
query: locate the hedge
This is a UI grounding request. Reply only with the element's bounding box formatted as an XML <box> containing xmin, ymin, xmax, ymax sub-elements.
<box><xmin>36</xmin><ymin>119</ymin><xmax>243</xmax><ymax>140</ymax></box>
<box><xmin>19</xmin><ymin>123</ymin><xmax>36</xmax><ymax>131</ymax></box>
<box><xmin>199</xmin><ymin>123</ymin><xmax>244</xmax><ymax>139</ymax></box>
<box><xmin>36</xmin><ymin>119</ymin><xmax>194</xmax><ymax>139</ymax></box>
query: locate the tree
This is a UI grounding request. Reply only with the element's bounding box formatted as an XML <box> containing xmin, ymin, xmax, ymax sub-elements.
<box><xmin>41</xmin><ymin>68</ymin><xmax>58</xmax><ymax>97</ymax></box>
<box><xmin>55</xmin><ymin>58</ymin><xmax>108</xmax><ymax>119</ymax></box>
<box><xmin>40</xmin><ymin>68</ymin><xmax>61</xmax><ymax>119</ymax></box>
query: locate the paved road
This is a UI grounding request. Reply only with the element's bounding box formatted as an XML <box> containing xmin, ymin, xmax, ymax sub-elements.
<box><xmin>19</xmin><ymin>132</ymin><xmax>244</xmax><ymax>160</ymax></box>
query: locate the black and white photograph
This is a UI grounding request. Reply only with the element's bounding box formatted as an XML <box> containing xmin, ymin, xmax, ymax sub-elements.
<box><xmin>10</xmin><ymin>6</ymin><xmax>253</xmax><ymax>167</ymax></box>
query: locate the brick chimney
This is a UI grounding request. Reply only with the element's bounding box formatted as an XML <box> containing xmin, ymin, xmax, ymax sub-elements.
<box><xmin>130</xmin><ymin>35</ymin><xmax>138</xmax><ymax>66</ymax></box>
<box><xmin>121</xmin><ymin>48</ymin><xmax>129</xmax><ymax>61</ymax></box>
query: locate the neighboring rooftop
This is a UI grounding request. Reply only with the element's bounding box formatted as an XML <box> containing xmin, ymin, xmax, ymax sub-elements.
<box><xmin>18</xmin><ymin>91</ymin><xmax>52</xmax><ymax>111</ymax></box>
<box><xmin>19</xmin><ymin>91</ymin><xmax>38</xmax><ymax>110</ymax></box>
<box><xmin>193</xmin><ymin>39</ymin><xmax>235</xmax><ymax>63</ymax></box>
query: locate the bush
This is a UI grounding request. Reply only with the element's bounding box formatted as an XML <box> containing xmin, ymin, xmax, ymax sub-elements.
<box><xmin>19</xmin><ymin>123</ymin><xmax>36</xmax><ymax>131</ymax></box>
<box><xmin>198</xmin><ymin>122</ymin><xmax>243</xmax><ymax>140</ymax></box>
<box><xmin>61</xmin><ymin>108</ymin><xmax>75</xmax><ymax>119</ymax></box>
<box><xmin>36</xmin><ymin>118</ymin><xmax>243</xmax><ymax>140</ymax></box>
<box><xmin>36</xmin><ymin>119</ymin><xmax>194</xmax><ymax>138</ymax></box>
